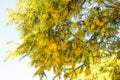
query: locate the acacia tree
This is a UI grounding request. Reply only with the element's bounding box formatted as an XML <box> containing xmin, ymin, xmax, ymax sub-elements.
<box><xmin>7</xmin><ymin>0</ymin><xmax>120</xmax><ymax>80</ymax></box>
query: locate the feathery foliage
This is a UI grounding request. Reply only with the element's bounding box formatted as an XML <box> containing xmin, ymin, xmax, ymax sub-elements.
<box><xmin>7</xmin><ymin>0</ymin><xmax>120</xmax><ymax>80</ymax></box>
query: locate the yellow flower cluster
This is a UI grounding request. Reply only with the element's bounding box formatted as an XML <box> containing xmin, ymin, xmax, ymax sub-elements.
<box><xmin>85</xmin><ymin>20</ymin><xmax>91</xmax><ymax>26</ymax></box>
<box><xmin>93</xmin><ymin>18</ymin><xmax>104</xmax><ymax>26</ymax></box>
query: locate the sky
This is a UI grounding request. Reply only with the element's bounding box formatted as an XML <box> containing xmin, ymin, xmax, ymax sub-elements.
<box><xmin>0</xmin><ymin>0</ymin><xmax>39</xmax><ymax>80</ymax></box>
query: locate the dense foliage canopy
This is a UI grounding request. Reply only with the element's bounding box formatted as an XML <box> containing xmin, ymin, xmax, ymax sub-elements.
<box><xmin>7</xmin><ymin>0</ymin><xmax>120</xmax><ymax>80</ymax></box>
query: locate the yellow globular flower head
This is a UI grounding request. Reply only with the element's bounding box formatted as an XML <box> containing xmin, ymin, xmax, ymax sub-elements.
<box><xmin>93</xmin><ymin>18</ymin><xmax>100</xmax><ymax>25</ymax></box>
<box><xmin>93</xmin><ymin>18</ymin><xmax>104</xmax><ymax>26</ymax></box>
<box><xmin>91</xmin><ymin>24</ymin><xmax>95</xmax><ymax>30</ymax></box>
<box><xmin>85</xmin><ymin>20</ymin><xmax>91</xmax><ymax>26</ymax></box>
<box><xmin>49</xmin><ymin>43</ymin><xmax>57</xmax><ymax>51</ymax></box>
